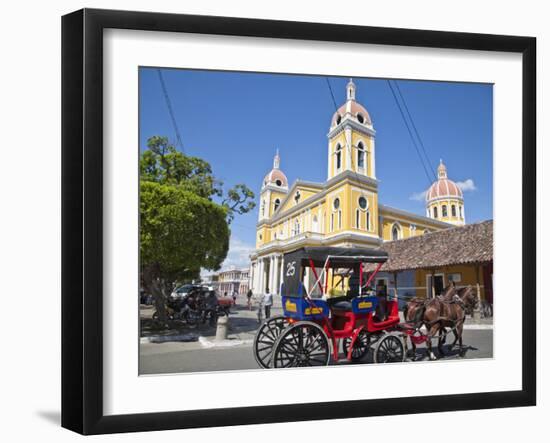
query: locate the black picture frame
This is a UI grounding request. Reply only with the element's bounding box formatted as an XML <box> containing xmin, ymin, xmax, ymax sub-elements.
<box><xmin>62</xmin><ymin>8</ymin><xmax>536</xmax><ymax>435</ymax></box>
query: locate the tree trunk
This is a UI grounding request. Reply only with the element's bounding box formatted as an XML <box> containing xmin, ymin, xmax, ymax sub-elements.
<box><xmin>142</xmin><ymin>265</ymin><xmax>169</xmax><ymax>325</ymax></box>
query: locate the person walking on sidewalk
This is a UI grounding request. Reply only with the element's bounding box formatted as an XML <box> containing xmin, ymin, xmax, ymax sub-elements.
<box><xmin>232</xmin><ymin>290</ymin><xmax>238</xmax><ymax>306</ymax></box>
<box><xmin>263</xmin><ymin>288</ymin><xmax>273</xmax><ymax>319</ymax></box>
<box><xmin>246</xmin><ymin>289</ymin><xmax>253</xmax><ymax>310</ymax></box>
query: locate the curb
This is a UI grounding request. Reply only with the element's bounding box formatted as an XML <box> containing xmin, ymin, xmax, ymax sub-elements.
<box><xmin>463</xmin><ymin>324</ymin><xmax>493</xmax><ymax>330</ymax></box>
<box><xmin>140</xmin><ymin>333</ymin><xmax>198</xmax><ymax>344</ymax></box>
<box><xmin>198</xmin><ymin>336</ymin><xmax>253</xmax><ymax>348</ymax></box>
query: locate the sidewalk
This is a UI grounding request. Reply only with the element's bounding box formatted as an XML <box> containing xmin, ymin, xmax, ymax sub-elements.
<box><xmin>140</xmin><ymin>293</ymin><xmax>283</xmax><ymax>348</ymax></box>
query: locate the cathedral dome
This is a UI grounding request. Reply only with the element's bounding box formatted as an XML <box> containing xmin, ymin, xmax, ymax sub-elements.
<box><xmin>426</xmin><ymin>160</ymin><xmax>463</xmax><ymax>202</ymax></box>
<box><xmin>330</xmin><ymin>79</ymin><xmax>372</xmax><ymax>128</ymax></box>
<box><xmin>262</xmin><ymin>150</ymin><xmax>288</xmax><ymax>189</ymax></box>
<box><xmin>331</xmin><ymin>101</ymin><xmax>372</xmax><ymax>127</ymax></box>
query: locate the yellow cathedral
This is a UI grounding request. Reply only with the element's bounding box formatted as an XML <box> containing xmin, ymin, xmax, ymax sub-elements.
<box><xmin>250</xmin><ymin>79</ymin><xmax>465</xmax><ymax>295</ymax></box>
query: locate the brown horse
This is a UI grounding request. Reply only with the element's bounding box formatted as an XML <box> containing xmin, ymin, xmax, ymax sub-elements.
<box><xmin>423</xmin><ymin>285</ymin><xmax>479</xmax><ymax>360</ymax></box>
<box><xmin>403</xmin><ymin>285</ymin><xmax>457</xmax><ymax>359</ymax></box>
<box><xmin>404</xmin><ymin>285</ymin><xmax>478</xmax><ymax>360</ymax></box>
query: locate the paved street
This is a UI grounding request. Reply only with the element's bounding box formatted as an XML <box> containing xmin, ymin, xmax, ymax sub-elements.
<box><xmin>140</xmin><ymin>294</ymin><xmax>493</xmax><ymax>375</ymax></box>
<box><xmin>140</xmin><ymin>329</ymin><xmax>493</xmax><ymax>375</ymax></box>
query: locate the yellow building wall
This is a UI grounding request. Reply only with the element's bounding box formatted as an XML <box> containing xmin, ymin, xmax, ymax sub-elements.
<box><xmin>267</xmin><ymin>190</ymin><xmax>288</xmax><ymax>217</ymax></box>
<box><xmin>414</xmin><ymin>264</ymin><xmax>487</xmax><ymax>300</ymax></box>
<box><xmin>279</xmin><ymin>186</ymin><xmax>320</xmax><ymax>213</ymax></box>
<box><xmin>328</xmin><ymin>130</ymin><xmax>374</xmax><ymax>179</ymax></box>
<box><xmin>380</xmin><ymin>211</ymin><xmax>447</xmax><ymax>241</ymax></box>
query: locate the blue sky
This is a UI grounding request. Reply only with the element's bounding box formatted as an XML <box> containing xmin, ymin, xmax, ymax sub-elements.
<box><xmin>139</xmin><ymin>68</ymin><xmax>493</xmax><ymax>270</ymax></box>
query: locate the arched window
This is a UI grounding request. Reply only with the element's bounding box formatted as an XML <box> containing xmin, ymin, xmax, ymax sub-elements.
<box><xmin>261</xmin><ymin>200</ymin><xmax>265</xmax><ymax>216</ymax></box>
<box><xmin>335</xmin><ymin>145</ymin><xmax>342</xmax><ymax>170</ymax></box>
<box><xmin>338</xmin><ymin>211</ymin><xmax>342</xmax><ymax>229</ymax></box>
<box><xmin>355</xmin><ymin>209</ymin><xmax>360</xmax><ymax>229</ymax></box>
<box><xmin>333</xmin><ymin>197</ymin><xmax>340</xmax><ymax>210</ymax></box>
<box><xmin>273</xmin><ymin>198</ymin><xmax>281</xmax><ymax>212</ymax></box>
<box><xmin>357</xmin><ymin>113</ymin><xmax>365</xmax><ymax>124</ymax></box>
<box><xmin>391</xmin><ymin>224</ymin><xmax>401</xmax><ymax>241</ymax></box>
<box><xmin>451</xmin><ymin>205</ymin><xmax>456</xmax><ymax>217</ymax></box>
<box><xmin>275</xmin><ymin>179</ymin><xmax>282</xmax><ymax>187</ymax></box>
<box><xmin>433</xmin><ymin>206</ymin><xmax>438</xmax><ymax>218</ymax></box>
<box><xmin>366</xmin><ymin>211</ymin><xmax>370</xmax><ymax>231</ymax></box>
<box><xmin>293</xmin><ymin>219</ymin><xmax>300</xmax><ymax>236</ymax></box>
<box><xmin>358</xmin><ymin>196</ymin><xmax>368</xmax><ymax>210</ymax></box>
<box><xmin>357</xmin><ymin>142</ymin><xmax>365</xmax><ymax>170</ymax></box>
<box><xmin>459</xmin><ymin>205</ymin><xmax>463</xmax><ymax>218</ymax></box>
<box><xmin>442</xmin><ymin>205</ymin><xmax>448</xmax><ymax>217</ymax></box>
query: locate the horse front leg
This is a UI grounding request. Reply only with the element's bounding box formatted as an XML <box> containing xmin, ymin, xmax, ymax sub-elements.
<box><xmin>438</xmin><ymin>328</ymin><xmax>446</xmax><ymax>356</ymax></box>
<box><xmin>409</xmin><ymin>337</ymin><xmax>417</xmax><ymax>361</ymax></box>
<box><xmin>457</xmin><ymin>323</ymin><xmax>465</xmax><ymax>358</ymax></box>
<box><xmin>426</xmin><ymin>324</ymin><xmax>439</xmax><ymax>361</ymax></box>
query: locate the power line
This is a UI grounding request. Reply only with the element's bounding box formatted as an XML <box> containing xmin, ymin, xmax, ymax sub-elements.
<box><xmin>393</xmin><ymin>81</ymin><xmax>437</xmax><ymax>180</ymax></box>
<box><xmin>156</xmin><ymin>69</ymin><xmax>185</xmax><ymax>152</ymax></box>
<box><xmin>325</xmin><ymin>77</ymin><xmax>339</xmax><ymax>111</ymax></box>
<box><xmin>387</xmin><ymin>80</ymin><xmax>434</xmax><ymax>186</ymax></box>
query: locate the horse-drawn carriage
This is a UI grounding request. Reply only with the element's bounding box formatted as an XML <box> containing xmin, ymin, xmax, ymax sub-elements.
<box><xmin>253</xmin><ymin>246</ymin><xmax>408</xmax><ymax>368</ymax></box>
<box><xmin>253</xmin><ymin>246</ymin><xmax>480</xmax><ymax>368</ymax></box>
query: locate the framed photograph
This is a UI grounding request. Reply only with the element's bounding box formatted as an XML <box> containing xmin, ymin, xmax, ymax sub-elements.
<box><xmin>62</xmin><ymin>8</ymin><xmax>536</xmax><ymax>435</ymax></box>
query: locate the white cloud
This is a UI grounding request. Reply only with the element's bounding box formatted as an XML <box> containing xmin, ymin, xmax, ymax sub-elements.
<box><xmin>456</xmin><ymin>178</ymin><xmax>477</xmax><ymax>192</ymax></box>
<box><xmin>221</xmin><ymin>237</ymin><xmax>255</xmax><ymax>270</ymax></box>
<box><xmin>409</xmin><ymin>190</ymin><xmax>427</xmax><ymax>201</ymax></box>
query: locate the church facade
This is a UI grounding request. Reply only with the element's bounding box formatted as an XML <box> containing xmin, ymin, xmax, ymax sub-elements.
<box><xmin>249</xmin><ymin>80</ymin><xmax>466</xmax><ymax>296</ymax></box>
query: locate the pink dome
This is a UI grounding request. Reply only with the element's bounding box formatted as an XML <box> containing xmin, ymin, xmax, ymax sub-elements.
<box><xmin>426</xmin><ymin>179</ymin><xmax>463</xmax><ymax>201</ymax></box>
<box><xmin>331</xmin><ymin>101</ymin><xmax>372</xmax><ymax>127</ymax></box>
<box><xmin>262</xmin><ymin>150</ymin><xmax>288</xmax><ymax>189</ymax></box>
<box><xmin>426</xmin><ymin>161</ymin><xmax>463</xmax><ymax>201</ymax></box>
<box><xmin>263</xmin><ymin>168</ymin><xmax>288</xmax><ymax>188</ymax></box>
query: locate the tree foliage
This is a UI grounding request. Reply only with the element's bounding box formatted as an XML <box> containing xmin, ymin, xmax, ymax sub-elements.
<box><xmin>140</xmin><ymin>182</ymin><xmax>229</xmax><ymax>320</ymax></box>
<box><xmin>140</xmin><ymin>136</ymin><xmax>223</xmax><ymax>199</ymax></box>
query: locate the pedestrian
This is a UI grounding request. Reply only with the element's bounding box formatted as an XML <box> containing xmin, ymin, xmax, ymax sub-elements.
<box><xmin>232</xmin><ymin>290</ymin><xmax>238</xmax><ymax>306</ymax></box>
<box><xmin>263</xmin><ymin>288</ymin><xmax>273</xmax><ymax>319</ymax></box>
<box><xmin>246</xmin><ymin>289</ymin><xmax>253</xmax><ymax>310</ymax></box>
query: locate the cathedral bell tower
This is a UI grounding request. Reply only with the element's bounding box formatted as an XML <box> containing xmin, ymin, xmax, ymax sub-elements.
<box><xmin>327</xmin><ymin>79</ymin><xmax>376</xmax><ymax>181</ymax></box>
<box><xmin>258</xmin><ymin>150</ymin><xmax>289</xmax><ymax>223</ymax></box>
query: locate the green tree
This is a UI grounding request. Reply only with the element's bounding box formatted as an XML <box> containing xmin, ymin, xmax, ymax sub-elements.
<box><xmin>140</xmin><ymin>181</ymin><xmax>229</xmax><ymax>321</ymax></box>
<box><xmin>139</xmin><ymin>136</ymin><xmax>256</xmax><ymax>323</ymax></box>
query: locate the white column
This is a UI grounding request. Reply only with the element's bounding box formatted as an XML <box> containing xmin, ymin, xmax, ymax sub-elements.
<box><xmin>279</xmin><ymin>255</ymin><xmax>284</xmax><ymax>295</ymax></box>
<box><xmin>268</xmin><ymin>256</ymin><xmax>275</xmax><ymax>293</ymax></box>
<box><xmin>371</xmin><ymin>138</ymin><xmax>376</xmax><ymax>179</ymax></box>
<box><xmin>258</xmin><ymin>259</ymin><xmax>264</xmax><ymax>294</ymax></box>
<box><xmin>345</xmin><ymin>126</ymin><xmax>352</xmax><ymax>171</ymax></box>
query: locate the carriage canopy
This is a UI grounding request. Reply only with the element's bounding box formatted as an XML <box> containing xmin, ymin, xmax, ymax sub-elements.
<box><xmin>281</xmin><ymin>246</ymin><xmax>388</xmax><ymax>298</ymax></box>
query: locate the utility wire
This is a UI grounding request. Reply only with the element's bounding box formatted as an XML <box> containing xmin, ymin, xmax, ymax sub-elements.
<box><xmin>393</xmin><ymin>81</ymin><xmax>437</xmax><ymax>180</ymax></box>
<box><xmin>387</xmin><ymin>80</ymin><xmax>433</xmax><ymax>186</ymax></box>
<box><xmin>157</xmin><ymin>69</ymin><xmax>185</xmax><ymax>152</ymax></box>
<box><xmin>325</xmin><ymin>77</ymin><xmax>339</xmax><ymax>111</ymax></box>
